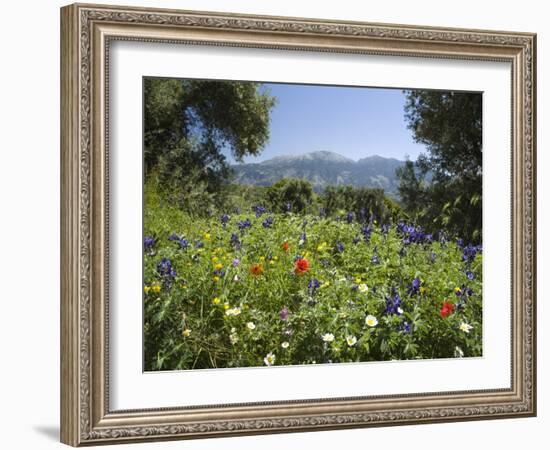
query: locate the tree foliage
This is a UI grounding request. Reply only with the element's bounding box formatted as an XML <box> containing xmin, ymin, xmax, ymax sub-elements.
<box><xmin>266</xmin><ymin>178</ymin><xmax>314</xmax><ymax>213</ymax></box>
<box><xmin>322</xmin><ymin>185</ymin><xmax>403</xmax><ymax>224</ymax></box>
<box><xmin>144</xmin><ymin>78</ymin><xmax>276</xmax><ymax>211</ymax></box>
<box><xmin>398</xmin><ymin>90</ymin><xmax>482</xmax><ymax>242</ymax></box>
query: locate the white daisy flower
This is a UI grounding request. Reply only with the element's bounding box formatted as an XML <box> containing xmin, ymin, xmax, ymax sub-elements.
<box><xmin>346</xmin><ymin>335</ymin><xmax>357</xmax><ymax>346</ymax></box>
<box><xmin>365</xmin><ymin>315</ymin><xmax>378</xmax><ymax>327</ymax></box>
<box><xmin>264</xmin><ymin>352</ymin><xmax>276</xmax><ymax>366</ymax></box>
<box><xmin>358</xmin><ymin>283</ymin><xmax>369</xmax><ymax>294</ymax></box>
<box><xmin>225</xmin><ymin>307</ymin><xmax>242</xmax><ymax>317</ymax></box>
<box><xmin>246</xmin><ymin>322</ymin><xmax>256</xmax><ymax>330</ymax></box>
<box><xmin>321</xmin><ymin>333</ymin><xmax>335</xmax><ymax>343</ymax></box>
<box><xmin>459</xmin><ymin>322</ymin><xmax>474</xmax><ymax>333</ymax></box>
<box><xmin>229</xmin><ymin>333</ymin><xmax>239</xmax><ymax>345</ymax></box>
<box><xmin>281</xmin><ymin>341</ymin><xmax>290</xmax><ymax>349</ymax></box>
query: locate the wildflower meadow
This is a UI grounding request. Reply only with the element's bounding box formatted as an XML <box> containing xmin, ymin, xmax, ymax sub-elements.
<box><xmin>143</xmin><ymin>189</ymin><xmax>482</xmax><ymax>371</ymax></box>
<box><xmin>142</xmin><ymin>77</ymin><xmax>483</xmax><ymax>371</ymax></box>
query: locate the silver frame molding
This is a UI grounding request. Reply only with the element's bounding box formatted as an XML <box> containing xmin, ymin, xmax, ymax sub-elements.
<box><xmin>60</xmin><ymin>3</ymin><xmax>536</xmax><ymax>446</ymax></box>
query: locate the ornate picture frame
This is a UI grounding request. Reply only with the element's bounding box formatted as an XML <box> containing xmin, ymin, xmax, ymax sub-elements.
<box><xmin>60</xmin><ymin>3</ymin><xmax>536</xmax><ymax>446</ymax></box>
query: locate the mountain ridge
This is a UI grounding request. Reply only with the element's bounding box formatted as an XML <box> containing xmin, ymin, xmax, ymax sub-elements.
<box><xmin>231</xmin><ymin>150</ymin><xmax>405</xmax><ymax>196</ymax></box>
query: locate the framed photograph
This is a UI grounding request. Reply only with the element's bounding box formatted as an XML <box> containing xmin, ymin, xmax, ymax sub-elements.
<box><xmin>60</xmin><ymin>3</ymin><xmax>536</xmax><ymax>446</ymax></box>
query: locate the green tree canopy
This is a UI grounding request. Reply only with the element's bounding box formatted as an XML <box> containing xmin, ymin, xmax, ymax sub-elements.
<box><xmin>397</xmin><ymin>90</ymin><xmax>482</xmax><ymax>242</ymax></box>
<box><xmin>144</xmin><ymin>78</ymin><xmax>276</xmax><ymax>211</ymax></box>
<box><xmin>266</xmin><ymin>178</ymin><xmax>314</xmax><ymax>213</ymax></box>
<box><xmin>322</xmin><ymin>185</ymin><xmax>403</xmax><ymax>224</ymax></box>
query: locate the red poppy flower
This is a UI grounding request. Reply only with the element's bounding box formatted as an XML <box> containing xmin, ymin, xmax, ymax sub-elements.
<box><xmin>294</xmin><ymin>257</ymin><xmax>309</xmax><ymax>274</ymax></box>
<box><xmin>440</xmin><ymin>301</ymin><xmax>454</xmax><ymax>318</ymax></box>
<box><xmin>250</xmin><ymin>264</ymin><xmax>264</xmax><ymax>276</ymax></box>
<box><xmin>281</xmin><ymin>241</ymin><xmax>289</xmax><ymax>252</ymax></box>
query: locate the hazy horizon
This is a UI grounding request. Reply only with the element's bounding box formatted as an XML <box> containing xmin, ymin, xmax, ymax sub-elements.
<box><xmin>223</xmin><ymin>82</ymin><xmax>428</xmax><ymax>164</ymax></box>
<box><xmin>231</xmin><ymin>149</ymin><xmax>409</xmax><ymax>165</ymax></box>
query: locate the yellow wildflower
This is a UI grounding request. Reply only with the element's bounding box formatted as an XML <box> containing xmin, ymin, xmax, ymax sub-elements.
<box><xmin>204</xmin><ymin>232</ymin><xmax>211</xmax><ymax>240</ymax></box>
<box><xmin>143</xmin><ymin>286</ymin><xmax>151</xmax><ymax>294</ymax></box>
<box><xmin>259</xmin><ymin>256</ymin><xmax>265</xmax><ymax>262</ymax></box>
<box><xmin>214</xmin><ymin>263</ymin><xmax>223</xmax><ymax>271</ymax></box>
<box><xmin>151</xmin><ymin>284</ymin><xmax>161</xmax><ymax>294</ymax></box>
<box><xmin>211</xmin><ymin>256</ymin><xmax>219</xmax><ymax>263</ymax></box>
<box><xmin>223</xmin><ymin>302</ymin><xmax>230</xmax><ymax>310</ymax></box>
<box><xmin>182</xmin><ymin>328</ymin><xmax>191</xmax><ymax>337</ymax></box>
<box><xmin>212</xmin><ymin>297</ymin><xmax>221</xmax><ymax>305</ymax></box>
<box><xmin>213</xmin><ymin>276</ymin><xmax>220</xmax><ymax>283</ymax></box>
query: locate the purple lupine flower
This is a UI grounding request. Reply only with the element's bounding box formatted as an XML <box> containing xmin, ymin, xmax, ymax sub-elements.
<box><xmin>144</xmin><ymin>236</ymin><xmax>155</xmax><ymax>250</ymax></box>
<box><xmin>177</xmin><ymin>238</ymin><xmax>189</xmax><ymax>250</ymax></box>
<box><xmin>466</xmin><ymin>271</ymin><xmax>475</xmax><ymax>280</ymax></box>
<box><xmin>262</xmin><ymin>216</ymin><xmax>274</xmax><ymax>228</ymax></box>
<box><xmin>157</xmin><ymin>257</ymin><xmax>177</xmax><ymax>289</ymax></box>
<box><xmin>346</xmin><ymin>211</ymin><xmax>354</xmax><ymax>223</ymax></box>
<box><xmin>194</xmin><ymin>240</ymin><xmax>204</xmax><ymax>249</ymax></box>
<box><xmin>335</xmin><ymin>242</ymin><xmax>345</xmax><ymax>253</ymax></box>
<box><xmin>230</xmin><ymin>233</ymin><xmax>241</xmax><ymax>250</ymax></box>
<box><xmin>285</xmin><ymin>202</ymin><xmax>292</xmax><ymax>212</ymax></box>
<box><xmin>399</xmin><ymin>321</ymin><xmax>412</xmax><ymax>334</ymax></box>
<box><xmin>157</xmin><ymin>257</ymin><xmax>176</xmax><ymax>278</ymax></box>
<box><xmin>308</xmin><ymin>278</ymin><xmax>320</xmax><ymax>295</ymax></box>
<box><xmin>220</xmin><ymin>214</ymin><xmax>230</xmax><ymax>227</ymax></box>
<box><xmin>253</xmin><ymin>205</ymin><xmax>266</xmax><ymax>217</ymax></box>
<box><xmin>168</xmin><ymin>233</ymin><xmax>179</xmax><ymax>241</ymax></box>
<box><xmin>279</xmin><ymin>307</ymin><xmax>289</xmax><ymax>321</ymax></box>
<box><xmin>232</xmin><ymin>258</ymin><xmax>240</xmax><ymax>267</ymax></box>
<box><xmin>352</xmin><ymin>236</ymin><xmax>361</xmax><ymax>245</ymax></box>
<box><xmin>361</xmin><ymin>224</ymin><xmax>372</xmax><ymax>242</ymax></box>
<box><xmin>381</xmin><ymin>224</ymin><xmax>390</xmax><ymax>235</ymax></box>
<box><xmin>385</xmin><ymin>292</ymin><xmax>402</xmax><ymax>315</ymax></box>
<box><xmin>371</xmin><ymin>255</ymin><xmax>380</xmax><ymax>265</ymax></box>
<box><xmin>237</xmin><ymin>218</ymin><xmax>252</xmax><ymax>232</ymax></box>
<box><xmin>407</xmin><ymin>277</ymin><xmax>421</xmax><ymax>296</ymax></box>
<box><xmin>462</xmin><ymin>244</ymin><xmax>482</xmax><ymax>263</ymax></box>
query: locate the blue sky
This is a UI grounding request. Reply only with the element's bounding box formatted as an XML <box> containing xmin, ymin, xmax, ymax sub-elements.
<box><xmin>227</xmin><ymin>82</ymin><xmax>428</xmax><ymax>164</ymax></box>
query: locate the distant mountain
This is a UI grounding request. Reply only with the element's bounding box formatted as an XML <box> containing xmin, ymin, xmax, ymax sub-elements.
<box><xmin>231</xmin><ymin>151</ymin><xmax>405</xmax><ymax>196</ymax></box>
